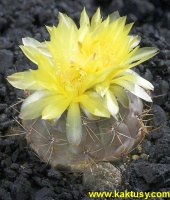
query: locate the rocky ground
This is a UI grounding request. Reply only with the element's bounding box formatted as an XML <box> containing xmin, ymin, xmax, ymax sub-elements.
<box><xmin>0</xmin><ymin>0</ymin><xmax>170</xmax><ymax>199</ymax></box>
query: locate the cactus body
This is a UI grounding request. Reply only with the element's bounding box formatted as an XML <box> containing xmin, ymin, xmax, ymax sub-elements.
<box><xmin>23</xmin><ymin>92</ymin><xmax>144</xmax><ymax>172</ymax></box>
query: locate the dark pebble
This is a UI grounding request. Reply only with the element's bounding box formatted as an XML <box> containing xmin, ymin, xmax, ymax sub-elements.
<box><xmin>11</xmin><ymin>149</ymin><xmax>19</xmax><ymax>162</ymax></box>
<box><xmin>143</xmin><ymin>69</ymin><xmax>153</xmax><ymax>82</ymax></box>
<box><xmin>0</xmin><ymin>120</ymin><xmax>15</xmax><ymax>129</ymax></box>
<box><xmin>124</xmin><ymin>0</ymin><xmax>155</xmax><ymax>21</ymax></box>
<box><xmin>47</xmin><ymin>168</ymin><xmax>62</xmax><ymax>180</ymax></box>
<box><xmin>0</xmin><ymin>188</ymin><xmax>12</xmax><ymax>200</ymax></box>
<box><xmin>159</xmin><ymin>50</ymin><xmax>170</xmax><ymax>60</ymax></box>
<box><xmin>165</xmin><ymin>101</ymin><xmax>170</xmax><ymax>111</ymax></box>
<box><xmin>151</xmin><ymin>105</ymin><xmax>167</xmax><ymax>127</ymax></box>
<box><xmin>0</xmin><ymin>137</ymin><xmax>15</xmax><ymax>146</ymax></box>
<box><xmin>6</xmin><ymin>28</ymin><xmax>32</xmax><ymax>45</ymax></box>
<box><xmin>10</xmin><ymin>163</ymin><xmax>20</xmax><ymax>170</ymax></box>
<box><xmin>0</xmin><ymin>180</ymin><xmax>13</xmax><ymax>191</ymax></box>
<box><xmin>4</xmin><ymin>168</ymin><xmax>17</xmax><ymax>180</ymax></box>
<box><xmin>0</xmin><ymin>37</ymin><xmax>13</xmax><ymax>49</ymax></box>
<box><xmin>34</xmin><ymin>187</ymin><xmax>59</xmax><ymax>200</ymax></box>
<box><xmin>0</xmin><ymin>113</ymin><xmax>8</xmax><ymax>122</ymax></box>
<box><xmin>0</xmin><ymin>50</ymin><xmax>14</xmax><ymax>74</ymax></box>
<box><xmin>33</xmin><ymin>164</ymin><xmax>49</xmax><ymax>176</ymax></box>
<box><xmin>59</xmin><ymin>191</ymin><xmax>73</xmax><ymax>200</ymax></box>
<box><xmin>33</xmin><ymin>176</ymin><xmax>53</xmax><ymax>188</ymax></box>
<box><xmin>153</xmin><ymin>78</ymin><xmax>169</xmax><ymax>105</ymax></box>
<box><xmin>54</xmin><ymin>186</ymin><xmax>63</xmax><ymax>194</ymax></box>
<box><xmin>5</xmin><ymin>145</ymin><xmax>11</xmax><ymax>154</ymax></box>
<box><xmin>142</xmin><ymin>140</ymin><xmax>152</xmax><ymax>154</ymax></box>
<box><xmin>126</xmin><ymin>161</ymin><xmax>170</xmax><ymax>188</ymax></box>
<box><xmin>71</xmin><ymin>190</ymin><xmax>80</xmax><ymax>200</ymax></box>
<box><xmin>0</xmin><ymin>85</ymin><xmax>7</xmax><ymax>97</ymax></box>
<box><xmin>20</xmin><ymin>168</ymin><xmax>32</xmax><ymax>178</ymax></box>
<box><xmin>165</xmin><ymin>12</ymin><xmax>170</xmax><ymax>29</ymax></box>
<box><xmin>12</xmin><ymin>176</ymin><xmax>31</xmax><ymax>200</ymax></box>
<box><xmin>0</xmin><ymin>103</ymin><xmax>8</xmax><ymax>112</ymax></box>
<box><xmin>1</xmin><ymin>156</ymin><xmax>12</xmax><ymax>167</ymax></box>
<box><xmin>5</xmin><ymin>68</ymin><xmax>16</xmax><ymax>77</ymax></box>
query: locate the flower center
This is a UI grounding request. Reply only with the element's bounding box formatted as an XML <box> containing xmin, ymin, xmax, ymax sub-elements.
<box><xmin>56</xmin><ymin>58</ymin><xmax>87</xmax><ymax>90</ymax></box>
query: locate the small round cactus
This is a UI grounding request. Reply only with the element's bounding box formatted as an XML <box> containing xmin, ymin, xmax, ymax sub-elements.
<box><xmin>7</xmin><ymin>8</ymin><xmax>157</xmax><ymax>189</ymax></box>
<box><xmin>23</xmin><ymin>91</ymin><xmax>144</xmax><ymax>190</ymax></box>
<box><xmin>23</xmin><ymin>91</ymin><xmax>144</xmax><ymax>172</ymax></box>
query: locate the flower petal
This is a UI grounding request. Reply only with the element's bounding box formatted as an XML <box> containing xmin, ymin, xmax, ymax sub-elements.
<box><xmin>58</xmin><ymin>12</ymin><xmax>77</xmax><ymax>30</ymax></box>
<box><xmin>45</xmin><ymin>25</ymin><xmax>52</xmax><ymax>33</ymax></box>
<box><xmin>80</xmin><ymin>91</ymin><xmax>110</xmax><ymax>118</ymax></box>
<box><xmin>113</xmin><ymin>80</ymin><xmax>152</xmax><ymax>102</ymax></box>
<box><xmin>93</xmin><ymin>66</ymin><xmax>117</xmax><ymax>87</ymax></box>
<box><xmin>7</xmin><ymin>71</ymin><xmax>42</xmax><ymax>90</ymax></box>
<box><xmin>125</xmin><ymin>47</ymin><xmax>158</xmax><ymax>66</ymax></box>
<box><xmin>20</xmin><ymin>46</ymin><xmax>39</xmax><ymax>64</ymax></box>
<box><xmin>22</xmin><ymin>37</ymin><xmax>41</xmax><ymax>47</ymax></box>
<box><xmin>124</xmin><ymin>23</ymin><xmax>134</xmax><ymax>36</ymax></box>
<box><xmin>80</xmin><ymin>73</ymin><xmax>96</xmax><ymax>94</ymax></box>
<box><xmin>129</xmin><ymin>35</ymin><xmax>141</xmax><ymax>48</ymax></box>
<box><xmin>110</xmin><ymin>85</ymin><xmax>129</xmax><ymax>108</ymax></box>
<box><xmin>21</xmin><ymin>37</ymin><xmax>51</xmax><ymax>60</ymax></box>
<box><xmin>42</xmin><ymin>98</ymin><xmax>71</xmax><ymax>119</ymax></box>
<box><xmin>112</xmin><ymin>74</ymin><xmax>154</xmax><ymax>90</ymax></box>
<box><xmin>80</xmin><ymin>8</ymin><xmax>90</xmax><ymax>27</ymax></box>
<box><xmin>90</xmin><ymin>8</ymin><xmax>102</xmax><ymax>30</ymax></box>
<box><xmin>80</xmin><ymin>104</ymin><xmax>100</xmax><ymax>120</ymax></box>
<box><xmin>105</xmin><ymin>90</ymin><xmax>119</xmax><ymax>116</ymax></box>
<box><xmin>109</xmin><ymin>11</ymin><xmax>120</xmax><ymax>23</ymax></box>
<box><xmin>66</xmin><ymin>102</ymin><xmax>82</xmax><ymax>146</ymax></box>
<box><xmin>30</xmin><ymin>54</ymin><xmax>65</xmax><ymax>94</ymax></box>
<box><xmin>95</xmin><ymin>80</ymin><xmax>110</xmax><ymax>97</ymax></box>
<box><xmin>19</xmin><ymin>90</ymin><xmax>56</xmax><ymax>119</ymax></box>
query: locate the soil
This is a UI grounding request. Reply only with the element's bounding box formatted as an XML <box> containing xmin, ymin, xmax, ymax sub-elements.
<box><xmin>0</xmin><ymin>0</ymin><xmax>170</xmax><ymax>199</ymax></box>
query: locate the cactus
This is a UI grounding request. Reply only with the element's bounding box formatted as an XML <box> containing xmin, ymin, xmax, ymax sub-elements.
<box><xmin>21</xmin><ymin>91</ymin><xmax>145</xmax><ymax>190</ymax></box>
<box><xmin>7</xmin><ymin>8</ymin><xmax>158</xmax><ymax>190</ymax></box>
<box><xmin>23</xmin><ymin>91</ymin><xmax>144</xmax><ymax>171</ymax></box>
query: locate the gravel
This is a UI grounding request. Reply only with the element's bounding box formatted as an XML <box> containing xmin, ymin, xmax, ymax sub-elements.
<box><xmin>0</xmin><ymin>0</ymin><xmax>170</xmax><ymax>199</ymax></box>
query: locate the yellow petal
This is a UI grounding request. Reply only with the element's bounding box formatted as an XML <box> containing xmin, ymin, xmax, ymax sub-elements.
<box><xmin>80</xmin><ymin>104</ymin><xmax>100</xmax><ymax>120</ymax></box>
<box><xmin>80</xmin><ymin>73</ymin><xmax>96</xmax><ymax>94</ymax></box>
<box><xmin>20</xmin><ymin>46</ymin><xmax>39</xmax><ymax>64</ymax></box>
<box><xmin>80</xmin><ymin>91</ymin><xmax>110</xmax><ymax>118</ymax></box>
<box><xmin>80</xmin><ymin>8</ymin><xmax>90</xmax><ymax>27</ymax></box>
<box><xmin>81</xmin><ymin>66</ymin><xmax>118</xmax><ymax>94</ymax></box>
<box><xmin>19</xmin><ymin>90</ymin><xmax>56</xmax><ymax>119</ymax></box>
<box><xmin>109</xmin><ymin>11</ymin><xmax>120</xmax><ymax>23</ymax></box>
<box><xmin>30</xmin><ymin>54</ymin><xmax>65</xmax><ymax>94</ymax></box>
<box><xmin>105</xmin><ymin>90</ymin><xmax>119</xmax><ymax>116</ymax></box>
<box><xmin>58</xmin><ymin>12</ymin><xmax>77</xmax><ymax>30</ymax></box>
<box><xmin>112</xmin><ymin>74</ymin><xmax>154</xmax><ymax>90</ymax></box>
<box><xmin>45</xmin><ymin>25</ymin><xmax>52</xmax><ymax>33</ymax></box>
<box><xmin>110</xmin><ymin>85</ymin><xmax>129</xmax><ymax>108</ymax></box>
<box><xmin>113</xmin><ymin>80</ymin><xmax>152</xmax><ymax>102</ymax></box>
<box><xmin>129</xmin><ymin>35</ymin><xmax>141</xmax><ymax>49</ymax></box>
<box><xmin>22</xmin><ymin>37</ymin><xmax>40</xmax><ymax>47</ymax></box>
<box><xmin>95</xmin><ymin>80</ymin><xmax>110</xmax><ymax>97</ymax></box>
<box><xmin>90</xmin><ymin>8</ymin><xmax>102</xmax><ymax>30</ymax></box>
<box><xmin>125</xmin><ymin>47</ymin><xmax>158</xmax><ymax>66</ymax></box>
<box><xmin>66</xmin><ymin>102</ymin><xmax>82</xmax><ymax>146</ymax></box>
<box><xmin>7</xmin><ymin>71</ymin><xmax>42</xmax><ymax>90</ymax></box>
<box><xmin>42</xmin><ymin>98</ymin><xmax>71</xmax><ymax>119</ymax></box>
<box><xmin>22</xmin><ymin>37</ymin><xmax>51</xmax><ymax>58</ymax></box>
<box><xmin>93</xmin><ymin>66</ymin><xmax>116</xmax><ymax>87</ymax></box>
<box><xmin>123</xmin><ymin>22</ymin><xmax>134</xmax><ymax>36</ymax></box>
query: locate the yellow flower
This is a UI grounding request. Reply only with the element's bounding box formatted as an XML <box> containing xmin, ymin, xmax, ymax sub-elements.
<box><xmin>7</xmin><ymin>8</ymin><xmax>158</xmax><ymax>146</ymax></box>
